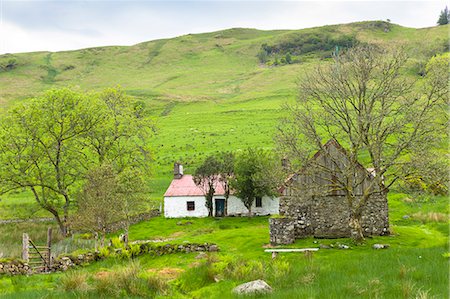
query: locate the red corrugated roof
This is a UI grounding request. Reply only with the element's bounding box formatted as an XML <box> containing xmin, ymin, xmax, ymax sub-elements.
<box><xmin>164</xmin><ymin>175</ymin><xmax>226</xmax><ymax>197</ymax></box>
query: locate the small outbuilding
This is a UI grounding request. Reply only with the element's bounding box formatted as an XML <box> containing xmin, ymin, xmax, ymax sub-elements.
<box><xmin>164</xmin><ymin>163</ymin><xmax>279</xmax><ymax>218</ymax></box>
<box><xmin>270</xmin><ymin>139</ymin><xmax>390</xmax><ymax>244</ymax></box>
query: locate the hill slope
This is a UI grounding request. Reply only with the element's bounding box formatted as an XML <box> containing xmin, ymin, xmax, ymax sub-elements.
<box><xmin>1</xmin><ymin>22</ymin><xmax>447</xmax><ymax>105</ymax></box>
<box><xmin>0</xmin><ymin>21</ymin><xmax>448</xmax><ymax>200</ymax></box>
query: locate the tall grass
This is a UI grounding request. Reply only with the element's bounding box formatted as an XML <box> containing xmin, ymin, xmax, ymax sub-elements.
<box><xmin>60</xmin><ymin>271</ymin><xmax>90</xmax><ymax>293</ymax></box>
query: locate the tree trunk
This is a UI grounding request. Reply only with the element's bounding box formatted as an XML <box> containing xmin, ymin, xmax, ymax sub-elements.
<box><xmin>45</xmin><ymin>206</ymin><xmax>67</xmax><ymax>237</ymax></box>
<box><xmin>349</xmin><ymin>212</ymin><xmax>365</xmax><ymax>243</ymax></box>
<box><xmin>30</xmin><ymin>186</ymin><xmax>69</xmax><ymax>236</ymax></box>
<box><xmin>224</xmin><ymin>196</ymin><xmax>228</xmax><ymax>216</ymax></box>
<box><xmin>94</xmin><ymin>232</ymin><xmax>99</xmax><ymax>252</ymax></box>
<box><xmin>206</xmin><ymin>194</ymin><xmax>213</xmax><ymax>217</ymax></box>
<box><xmin>100</xmin><ymin>233</ymin><xmax>105</xmax><ymax>248</ymax></box>
<box><xmin>247</xmin><ymin>205</ymin><xmax>253</xmax><ymax>217</ymax></box>
<box><xmin>124</xmin><ymin>226</ymin><xmax>129</xmax><ymax>248</ymax></box>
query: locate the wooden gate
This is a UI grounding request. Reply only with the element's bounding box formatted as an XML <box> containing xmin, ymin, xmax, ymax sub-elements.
<box><xmin>22</xmin><ymin>228</ymin><xmax>52</xmax><ymax>272</ymax></box>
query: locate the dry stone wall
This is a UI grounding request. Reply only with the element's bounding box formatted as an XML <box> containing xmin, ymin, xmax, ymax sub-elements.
<box><xmin>270</xmin><ymin>192</ymin><xmax>390</xmax><ymax>244</ymax></box>
<box><xmin>0</xmin><ymin>242</ymin><xmax>219</xmax><ymax>276</ymax></box>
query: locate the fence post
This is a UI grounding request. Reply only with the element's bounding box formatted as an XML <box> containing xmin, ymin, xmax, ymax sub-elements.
<box><xmin>46</xmin><ymin>228</ymin><xmax>52</xmax><ymax>271</ymax></box>
<box><xmin>22</xmin><ymin>233</ymin><xmax>29</xmax><ymax>262</ymax></box>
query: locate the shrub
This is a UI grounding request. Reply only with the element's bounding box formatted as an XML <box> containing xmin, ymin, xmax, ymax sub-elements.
<box><xmin>222</xmin><ymin>258</ymin><xmax>264</xmax><ymax>281</ymax></box>
<box><xmin>60</xmin><ymin>271</ymin><xmax>90</xmax><ymax>293</ymax></box>
<box><xmin>98</xmin><ymin>246</ymin><xmax>110</xmax><ymax>258</ymax></box>
<box><xmin>257</xmin><ymin>32</ymin><xmax>358</xmax><ymax>65</ymax></box>
<box><xmin>119</xmin><ymin>249</ymin><xmax>132</xmax><ymax>259</ymax></box>
<box><xmin>111</xmin><ymin>237</ymin><xmax>123</xmax><ymax>249</ymax></box>
<box><xmin>129</xmin><ymin>243</ymin><xmax>141</xmax><ymax>258</ymax></box>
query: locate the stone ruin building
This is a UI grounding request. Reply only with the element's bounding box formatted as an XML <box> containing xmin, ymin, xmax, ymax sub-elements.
<box><xmin>270</xmin><ymin>139</ymin><xmax>390</xmax><ymax>244</ymax></box>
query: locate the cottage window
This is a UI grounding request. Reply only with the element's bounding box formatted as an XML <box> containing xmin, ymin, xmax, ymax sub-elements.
<box><xmin>187</xmin><ymin>201</ymin><xmax>195</xmax><ymax>211</ymax></box>
<box><xmin>255</xmin><ymin>197</ymin><xmax>262</xmax><ymax>207</ymax></box>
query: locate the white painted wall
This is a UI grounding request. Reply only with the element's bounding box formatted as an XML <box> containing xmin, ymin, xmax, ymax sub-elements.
<box><xmin>164</xmin><ymin>195</ymin><xmax>279</xmax><ymax>218</ymax></box>
<box><xmin>227</xmin><ymin>196</ymin><xmax>279</xmax><ymax>216</ymax></box>
<box><xmin>164</xmin><ymin>196</ymin><xmax>209</xmax><ymax>218</ymax></box>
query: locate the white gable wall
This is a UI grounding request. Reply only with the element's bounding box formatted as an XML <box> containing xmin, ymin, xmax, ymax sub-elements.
<box><xmin>164</xmin><ymin>195</ymin><xmax>279</xmax><ymax>218</ymax></box>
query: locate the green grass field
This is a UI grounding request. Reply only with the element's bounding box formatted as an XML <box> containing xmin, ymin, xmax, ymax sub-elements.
<box><xmin>0</xmin><ymin>192</ymin><xmax>448</xmax><ymax>298</ymax></box>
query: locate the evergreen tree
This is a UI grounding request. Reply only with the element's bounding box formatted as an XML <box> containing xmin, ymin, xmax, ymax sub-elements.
<box><xmin>437</xmin><ymin>6</ymin><xmax>449</xmax><ymax>25</ymax></box>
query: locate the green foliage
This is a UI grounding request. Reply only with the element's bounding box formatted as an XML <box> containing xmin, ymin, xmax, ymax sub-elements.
<box><xmin>193</xmin><ymin>155</ymin><xmax>222</xmax><ymax>216</ymax></box>
<box><xmin>232</xmin><ymin>148</ymin><xmax>281</xmax><ymax>215</ymax></box>
<box><xmin>437</xmin><ymin>6</ymin><xmax>449</xmax><ymax>25</ymax></box>
<box><xmin>98</xmin><ymin>247</ymin><xmax>111</xmax><ymax>259</ymax></box>
<box><xmin>222</xmin><ymin>258</ymin><xmax>264</xmax><ymax>281</ymax></box>
<box><xmin>259</xmin><ymin>32</ymin><xmax>357</xmax><ymax>65</ymax></box>
<box><xmin>72</xmin><ymin>164</ymin><xmax>123</xmax><ymax>244</ymax></box>
<box><xmin>0</xmin><ymin>55</ymin><xmax>18</xmax><ymax>72</ymax></box>
<box><xmin>0</xmin><ymin>87</ymin><xmax>153</xmax><ymax>235</ymax></box>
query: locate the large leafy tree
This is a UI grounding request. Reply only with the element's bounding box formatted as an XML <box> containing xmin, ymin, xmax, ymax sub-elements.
<box><xmin>193</xmin><ymin>155</ymin><xmax>221</xmax><ymax>217</ymax></box>
<box><xmin>232</xmin><ymin>148</ymin><xmax>281</xmax><ymax>217</ymax></box>
<box><xmin>84</xmin><ymin>88</ymin><xmax>153</xmax><ymax>172</ymax></box>
<box><xmin>0</xmin><ymin>87</ymin><xmax>153</xmax><ymax>236</ymax></box>
<box><xmin>276</xmin><ymin>46</ymin><xmax>447</xmax><ymax>242</ymax></box>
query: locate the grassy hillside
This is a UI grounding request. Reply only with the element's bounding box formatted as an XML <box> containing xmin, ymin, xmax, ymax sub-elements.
<box><xmin>0</xmin><ymin>22</ymin><xmax>448</xmax><ymax>298</ymax></box>
<box><xmin>0</xmin><ymin>21</ymin><xmax>448</xmax><ymax>205</ymax></box>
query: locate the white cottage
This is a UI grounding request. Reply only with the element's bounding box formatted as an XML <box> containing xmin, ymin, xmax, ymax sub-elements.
<box><xmin>164</xmin><ymin>163</ymin><xmax>279</xmax><ymax>218</ymax></box>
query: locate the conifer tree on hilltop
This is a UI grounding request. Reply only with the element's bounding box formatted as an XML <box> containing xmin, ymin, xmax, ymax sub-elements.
<box><xmin>437</xmin><ymin>6</ymin><xmax>449</xmax><ymax>25</ymax></box>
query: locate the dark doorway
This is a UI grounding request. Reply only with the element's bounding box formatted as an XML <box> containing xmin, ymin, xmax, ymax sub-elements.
<box><xmin>215</xmin><ymin>198</ymin><xmax>225</xmax><ymax>217</ymax></box>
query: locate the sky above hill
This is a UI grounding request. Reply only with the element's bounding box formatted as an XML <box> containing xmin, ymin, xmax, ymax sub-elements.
<box><xmin>0</xmin><ymin>0</ymin><xmax>447</xmax><ymax>54</ymax></box>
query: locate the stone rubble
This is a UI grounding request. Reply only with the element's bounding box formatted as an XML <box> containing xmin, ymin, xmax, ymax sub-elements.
<box><xmin>0</xmin><ymin>242</ymin><xmax>219</xmax><ymax>276</ymax></box>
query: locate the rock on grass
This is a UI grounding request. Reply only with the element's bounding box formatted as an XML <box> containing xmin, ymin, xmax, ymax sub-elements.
<box><xmin>232</xmin><ymin>279</ymin><xmax>273</xmax><ymax>295</ymax></box>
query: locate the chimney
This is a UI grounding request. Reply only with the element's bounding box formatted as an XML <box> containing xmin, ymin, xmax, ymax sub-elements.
<box><xmin>174</xmin><ymin>162</ymin><xmax>184</xmax><ymax>179</ymax></box>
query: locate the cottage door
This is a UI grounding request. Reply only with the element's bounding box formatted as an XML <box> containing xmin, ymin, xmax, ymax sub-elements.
<box><xmin>215</xmin><ymin>199</ymin><xmax>225</xmax><ymax>217</ymax></box>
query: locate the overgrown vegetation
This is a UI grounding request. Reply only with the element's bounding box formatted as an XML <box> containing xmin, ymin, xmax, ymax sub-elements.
<box><xmin>257</xmin><ymin>31</ymin><xmax>358</xmax><ymax>65</ymax></box>
<box><xmin>0</xmin><ymin>87</ymin><xmax>153</xmax><ymax>236</ymax></box>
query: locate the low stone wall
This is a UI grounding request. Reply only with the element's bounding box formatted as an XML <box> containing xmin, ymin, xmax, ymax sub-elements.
<box><xmin>0</xmin><ymin>242</ymin><xmax>219</xmax><ymax>276</ymax></box>
<box><xmin>0</xmin><ymin>260</ymin><xmax>31</xmax><ymax>275</ymax></box>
